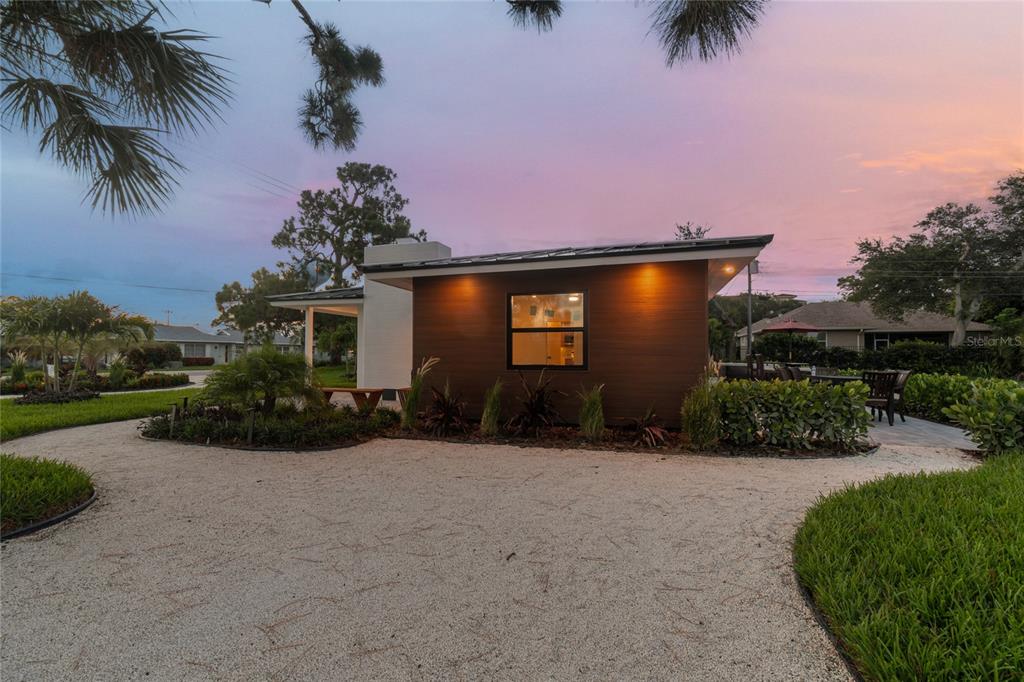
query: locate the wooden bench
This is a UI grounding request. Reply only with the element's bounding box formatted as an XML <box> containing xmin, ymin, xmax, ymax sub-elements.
<box><xmin>321</xmin><ymin>387</ymin><xmax>385</xmax><ymax>411</ymax></box>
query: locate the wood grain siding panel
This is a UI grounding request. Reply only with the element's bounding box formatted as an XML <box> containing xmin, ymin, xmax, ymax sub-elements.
<box><xmin>412</xmin><ymin>261</ymin><xmax>708</xmax><ymax>427</ymax></box>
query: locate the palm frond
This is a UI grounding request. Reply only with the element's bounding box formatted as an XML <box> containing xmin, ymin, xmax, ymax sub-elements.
<box><xmin>506</xmin><ymin>1</ymin><xmax>563</xmax><ymax>32</ymax></box>
<box><xmin>650</xmin><ymin>0</ymin><xmax>765</xmax><ymax>65</ymax></box>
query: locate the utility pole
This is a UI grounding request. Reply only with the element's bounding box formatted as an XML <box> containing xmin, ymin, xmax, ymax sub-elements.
<box><xmin>746</xmin><ymin>260</ymin><xmax>758</xmax><ymax>358</ymax></box>
<box><xmin>162</xmin><ymin>309</ymin><xmax>173</xmax><ymax>325</ymax></box>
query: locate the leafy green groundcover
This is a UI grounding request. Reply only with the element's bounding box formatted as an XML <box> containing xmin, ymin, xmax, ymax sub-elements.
<box><xmin>794</xmin><ymin>454</ymin><xmax>1024</xmax><ymax>679</ymax></box>
<box><xmin>0</xmin><ymin>388</ymin><xmax>202</xmax><ymax>441</ymax></box>
<box><xmin>1</xmin><ymin>454</ymin><xmax>94</xmax><ymax>535</ymax></box>
<box><xmin>140</xmin><ymin>404</ymin><xmax>399</xmax><ymax>449</ymax></box>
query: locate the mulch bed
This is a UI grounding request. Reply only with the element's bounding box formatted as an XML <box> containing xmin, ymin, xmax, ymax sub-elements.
<box><xmin>387</xmin><ymin>426</ymin><xmax>874</xmax><ymax>459</ymax></box>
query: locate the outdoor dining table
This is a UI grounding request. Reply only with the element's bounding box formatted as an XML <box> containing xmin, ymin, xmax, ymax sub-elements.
<box><xmin>321</xmin><ymin>387</ymin><xmax>385</xmax><ymax>411</ymax></box>
<box><xmin>809</xmin><ymin>374</ymin><xmax>862</xmax><ymax>386</ymax></box>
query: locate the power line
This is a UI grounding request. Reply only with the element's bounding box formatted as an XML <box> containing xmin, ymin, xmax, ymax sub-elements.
<box><xmin>1</xmin><ymin>272</ymin><xmax>216</xmax><ymax>295</ymax></box>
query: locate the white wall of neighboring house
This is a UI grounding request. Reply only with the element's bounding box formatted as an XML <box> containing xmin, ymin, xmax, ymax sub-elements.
<box><xmin>358</xmin><ymin>240</ymin><xmax>451</xmax><ymax>388</ymax></box>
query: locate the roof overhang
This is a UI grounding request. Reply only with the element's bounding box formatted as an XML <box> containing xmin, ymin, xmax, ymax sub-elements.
<box><xmin>365</xmin><ymin>236</ymin><xmax>773</xmax><ymax>296</ymax></box>
<box><xmin>266</xmin><ymin>287</ymin><xmax>364</xmax><ymax>316</ymax></box>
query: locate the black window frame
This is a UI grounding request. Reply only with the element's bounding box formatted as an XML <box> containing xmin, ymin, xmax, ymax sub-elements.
<box><xmin>506</xmin><ymin>290</ymin><xmax>588</xmax><ymax>370</ymax></box>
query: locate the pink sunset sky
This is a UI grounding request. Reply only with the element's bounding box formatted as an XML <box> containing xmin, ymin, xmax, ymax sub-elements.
<box><xmin>1</xmin><ymin>1</ymin><xmax>1021</xmax><ymax>327</ymax></box>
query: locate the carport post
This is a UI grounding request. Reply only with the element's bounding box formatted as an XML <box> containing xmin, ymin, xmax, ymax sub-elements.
<box><xmin>304</xmin><ymin>306</ymin><xmax>315</xmax><ymax>367</ymax></box>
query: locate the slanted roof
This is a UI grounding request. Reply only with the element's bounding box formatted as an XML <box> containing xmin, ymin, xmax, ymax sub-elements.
<box><xmin>214</xmin><ymin>329</ymin><xmax>300</xmax><ymax>346</ymax></box>
<box><xmin>265</xmin><ymin>287</ymin><xmax>363</xmax><ymax>303</ymax></box>
<box><xmin>362</xmin><ymin>236</ymin><xmax>773</xmax><ymax>273</ymax></box>
<box><xmin>735</xmin><ymin>301</ymin><xmax>991</xmax><ymax>336</ymax></box>
<box><xmin>152</xmin><ymin>324</ymin><xmax>222</xmax><ymax>343</ymax></box>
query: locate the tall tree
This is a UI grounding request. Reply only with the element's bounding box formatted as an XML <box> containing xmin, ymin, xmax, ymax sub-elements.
<box><xmin>0</xmin><ymin>1</ymin><xmax>230</xmax><ymax>216</ymax></box>
<box><xmin>272</xmin><ymin>162</ymin><xmax>426</xmax><ymax>287</ymax></box>
<box><xmin>213</xmin><ymin>267</ymin><xmax>309</xmax><ymax>346</ymax></box>
<box><xmin>838</xmin><ymin>174</ymin><xmax>1024</xmax><ymax>345</ymax></box>
<box><xmin>60</xmin><ymin>291</ymin><xmax>153</xmax><ymax>391</ymax></box>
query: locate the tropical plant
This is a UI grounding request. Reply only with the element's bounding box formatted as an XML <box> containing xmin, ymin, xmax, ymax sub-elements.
<box><xmin>421</xmin><ymin>380</ymin><xmax>468</xmax><ymax>437</ymax></box>
<box><xmin>480</xmin><ymin>377</ymin><xmax>504</xmax><ymax>437</ymax></box>
<box><xmin>201</xmin><ymin>345</ymin><xmax>323</xmax><ymax>416</ymax></box>
<box><xmin>681</xmin><ymin>367</ymin><xmax>721</xmax><ymax>450</ymax></box>
<box><xmin>577</xmin><ymin>383</ymin><xmax>605</xmax><ymax>442</ymax></box>
<box><xmin>106</xmin><ymin>354</ymin><xmax>130</xmax><ymax>390</ymax></box>
<box><xmin>60</xmin><ymin>291</ymin><xmax>153</xmax><ymax>392</ymax></box>
<box><xmin>506</xmin><ymin>370</ymin><xmax>564</xmax><ymax>436</ymax></box>
<box><xmin>402</xmin><ymin>356</ymin><xmax>440</xmax><ymax>430</ymax></box>
<box><xmin>7</xmin><ymin>350</ymin><xmax>28</xmax><ymax>383</ymax></box>
<box><xmin>0</xmin><ymin>1</ymin><xmax>230</xmax><ymax>216</ymax></box>
<box><xmin>629</xmin><ymin>406</ymin><xmax>669</xmax><ymax>448</ymax></box>
<box><xmin>126</xmin><ymin>343</ymin><xmax>182</xmax><ymax>376</ymax></box>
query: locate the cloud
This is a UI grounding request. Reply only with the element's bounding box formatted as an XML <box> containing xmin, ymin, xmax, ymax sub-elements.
<box><xmin>857</xmin><ymin>141</ymin><xmax>1023</xmax><ymax>176</ymax></box>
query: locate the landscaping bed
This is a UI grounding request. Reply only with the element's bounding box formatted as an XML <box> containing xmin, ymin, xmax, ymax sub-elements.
<box><xmin>1</xmin><ymin>453</ymin><xmax>95</xmax><ymax>539</ymax></box>
<box><xmin>0</xmin><ymin>371</ymin><xmax>190</xmax><ymax>396</ymax></box>
<box><xmin>140</xmin><ymin>404</ymin><xmax>399</xmax><ymax>449</ymax></box>
<box><xmin>794</xmin><ymin>453</ymin><xmax>1024</xmax><ymax>680</ymax></box>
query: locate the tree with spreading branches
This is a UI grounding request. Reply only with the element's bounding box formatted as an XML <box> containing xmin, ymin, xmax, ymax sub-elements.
<box><xmin>272</xmin><ymin>162</ymin><xmax>426</xmax><ymax>287</ymax></box>
<box><xmin>839</xmin><ymin>172</ymin><xmax>1024</xmax><ymax>346</ymax></box>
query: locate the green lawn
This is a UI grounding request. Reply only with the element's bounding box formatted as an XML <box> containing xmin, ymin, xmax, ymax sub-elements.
<box><xmin>1</xmin><ymin>453</ymin><xmax>94</xmax><ymax>535</ymax></box>
<box><xmin>315</xmin><ymin>365</ymin><xmax>356</xmax><ymax>387</ymax></box>
<box><xmin>1</xmin><ymin>388</ymin><xmax>201</xmax><ymax>441</ymax></box>
<box><xmin>794</xmin><ymin>454</ymin><xmax>1024</xmax><ymax>679</ymax></box>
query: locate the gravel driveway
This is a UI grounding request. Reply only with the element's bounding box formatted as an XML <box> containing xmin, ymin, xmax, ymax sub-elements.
<box><xmin>1</xmin><ymin>422</ymin><xmax>975</xmax><ymax>680</ymax></box>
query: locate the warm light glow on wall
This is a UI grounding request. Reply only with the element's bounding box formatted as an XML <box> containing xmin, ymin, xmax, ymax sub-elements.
<box><xmin>722</xmin><ymin>264</ymin><xmax>736</xmax><ymax>275</ymax></box>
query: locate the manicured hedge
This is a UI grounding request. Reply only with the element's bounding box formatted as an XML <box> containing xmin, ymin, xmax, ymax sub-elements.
<box><xmin>182</xmin><ymin>357</ymin><xmax>215</xmax><ymax>366</ymax></box>
<box><xmin>752</xmin><ymin>338</ymin><xmax>1010</xmax><ymax>378</ymax></box>
<box><xmin>714</xmin><ymin>379</ymin><xmax>869</xmax><ymax>450</ymax></box>
<box><xmin>1</xmin><ymin>454</ymin><xmax>94</xmax><ymax>535</ymax></box>
<box><xmin>794</xmin><ymin>454</ymin><xmax>1024</xmax><ymax>679</ymax></box>
<box><xmin>903</xmin><ymin>374</ymin><xmax>1020</xmax><ymax>423</ymax></box>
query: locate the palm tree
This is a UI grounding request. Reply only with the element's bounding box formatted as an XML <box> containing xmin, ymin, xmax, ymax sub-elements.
<box><xmin>507</xmin><ymin>0</ymin><xmax>767</xmax><ymax>64</ymax></box>
<box><xmin>60</xmin><ymin>291</ymin><xmax>153</xmax><ymax>392</ymax></box>
<box><xmin>0</xmin><ymin>1</ymin><xmax>230</xmax><ymax>216</ymax></box>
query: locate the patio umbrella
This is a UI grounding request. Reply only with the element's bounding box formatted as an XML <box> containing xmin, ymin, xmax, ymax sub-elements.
<box><xmin>760</xmin><ymin>320</ymin><xmax>819</xmax><ymax>361</ymax></box>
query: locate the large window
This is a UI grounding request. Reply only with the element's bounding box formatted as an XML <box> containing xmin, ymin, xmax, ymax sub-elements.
<box><xmin>182</xmin><ymin>342</ymin><xmax>206</xmax><ymax>358</ymax></box>
<box><xmin>508</xmin><ymin>292</ymin><xmax>586</xmax><ymax>368</ymax></box>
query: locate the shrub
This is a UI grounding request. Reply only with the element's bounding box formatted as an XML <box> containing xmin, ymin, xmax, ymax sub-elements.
<box><xmin>480</xmin><ymin>378</ymin><xmax>503</xmax><ymax>437</ymax></box>
<box><xmin>402</xmin><ymin>356</ymin><xmax>439</xmax><ymax>430</ymax></box>
<box><xmin>13</xmin><ymin>389</ymin><xmax>99</xmax><ymax>405</ymax></box>
<box><xmin>506</xmin><ymin>370</ymin><xmax>564</xmax><ymax>436</ymax></box>
<box><xmin>944</xmin><ymin>383</ymin><xmax>1024</xmax><ymax>456</ymax></box>
<box><xmin>422</xmin><ymin>381</ymin><xmax>468</xmax><ymax>437</ymax></box>
<box><xmin>140</xmin><ymin>403</ymin><xmax>398</xmax><ymax>448</ymax></box>
<box><xmin>129</xmin><ymin>373</ymin><xmax>189</xmax><ymax>390</ymax></box>
<box><xmin>0</xmin><ymin>454</ymin><xmax>94</xmax><ymax>535</ymax></box>
<box><xmin>127</xmin><ymin>343</ymin><xmax>182</xmax><ymax>374</ymax></box>
<box><xmin>903</xmin><ymin>373</ymin><xmax>1020</xmax><ymax>423</ymax></box>
<box><xmin>577</xmin><ymin>384</ymin><xmax>605</xmax><ymax>442</ymax></box>
<box><xmin>182</xmin><ymin>357</ymin><xmax>215</xmax><ymax>366</ymax></box>
<box><xmin>715</xmin><ymin>379</ymin><xmax>869</xmax><ymax>450</ymax></box>
<box><xmin>681</xmin><ymin>369</ymin><xmax>721</xmax><ymax>450</ymax></box>
<box><xmin>794</xmin><ymin>454</ymin><xmax>1024</xmax><ymax>679</ymax></box>
<box><xmin>107</xmin><ymin>355</ymin><xmax>131</xmax><ymax>389</ymax></box>
<box><xmin>628</xmin><ymin>406</ymin><xmax>668</xmax><ymax>448</ymax></box>
<box><xmin>201</xmin><ymin>346</ymin><xmax>322</xmax><ymax>415</ymax></box>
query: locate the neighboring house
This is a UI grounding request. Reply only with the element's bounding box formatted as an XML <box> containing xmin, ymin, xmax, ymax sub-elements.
<box><xmin>734</xmin><ymin>300</ymin><xmax>991</xmax><ymax>357</ymax></box>
<box><xmin>269</xmin><ymin>235</ymin><xmax>773</xmax><ymax>426</ymax></box>
<box><xmin>152</xmin><ymin>324</ymin><xmax>302</xmax><ymax>364</ymax></box>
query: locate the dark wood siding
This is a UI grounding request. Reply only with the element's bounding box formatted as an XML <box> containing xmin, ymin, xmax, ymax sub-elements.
<box><xmin>411</xmin><ymin>261</ymin><xmax>708</xmax><ymax>427</ymax></box>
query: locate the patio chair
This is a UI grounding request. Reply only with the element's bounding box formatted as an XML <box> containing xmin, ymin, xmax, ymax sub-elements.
<box><xmin>862</xmin><ymin>370</ymin><xmax>899</xmax><ymax>426</ymax></box>
<box><xmin>786</xmin><ymin>363</ymin><xmax>806</xmax><ymax>380</ymax></box>
<box><xmin>892</xmin><ymin>370</ymin><xmax>912</xmax><ymax>423</ymax></box>
<box><xmin>777</xmin><ymin>365</ymin><xmax>793</xmax><ymax>381</ymax></box>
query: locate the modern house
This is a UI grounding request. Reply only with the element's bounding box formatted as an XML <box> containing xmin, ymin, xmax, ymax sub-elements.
<box><xmin>152</xmin><ymin>324</ymin><xmax>301</xmax><ymax>364</ymax></box>
<box><xmin>269</xmin><ymin>235</ymin><xmax>772</xmax><ymax>425</ymax></box>
<box><xmin>735</xmin><ymin>300</ymin><xmax>991</xmax><ymax>357</ymax></box>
